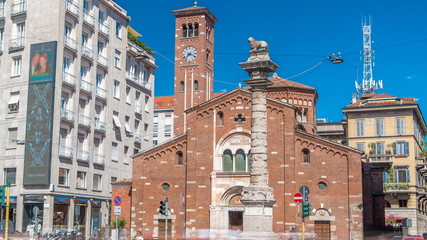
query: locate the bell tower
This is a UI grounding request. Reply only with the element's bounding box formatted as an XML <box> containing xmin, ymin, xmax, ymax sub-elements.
<box><xmin>172</xmin><ymin>6</ymin><xmax>217</xmax><ymax>135</ymax></box>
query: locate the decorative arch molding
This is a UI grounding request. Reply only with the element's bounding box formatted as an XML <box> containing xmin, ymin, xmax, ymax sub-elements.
<box><xmin>220</xmin><ymin>186</ymin><xmax>244</xmax><ymax>205</ymax></box>
<box><xmin>295</xmin><ymin>137</ymin><xmax>348</xmax><ymax>157</ymax></box>
<box><xmin>194</xmin><ymin>94</ymin><xmax>252</xmax><ymax>118</ymax></box>
<box><xmin>141</xmin><ymin>141</ymin><xmax>188</xmax><ymax>163</ymax></box>
<box><xmin>215</xmin><ymin>129</ymin><xmax>251</xmax><ymax>154</ymax></box>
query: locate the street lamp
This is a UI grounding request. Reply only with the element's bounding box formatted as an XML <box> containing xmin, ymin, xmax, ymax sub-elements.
<box><xmin>328</xmin><ymin>53</ymin><xmax>344</xmax><ymax>64</ymax></box>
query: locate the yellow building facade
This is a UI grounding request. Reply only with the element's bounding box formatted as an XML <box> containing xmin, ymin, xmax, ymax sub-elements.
<box><xmin>343</xmin><ymin>94</ymin><xmax>427</xmax><ymax>235</ymax></box>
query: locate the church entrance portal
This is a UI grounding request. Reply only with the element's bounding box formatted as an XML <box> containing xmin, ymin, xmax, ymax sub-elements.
<box><xmin>314</xmin><ymin>220</ymin><xmax>331</xmax><ymax>240</ymax></box>
<box><xmin>228</xmin><ymin>211</ymin><xmax>243</xmax><ymax>230</ymax></box>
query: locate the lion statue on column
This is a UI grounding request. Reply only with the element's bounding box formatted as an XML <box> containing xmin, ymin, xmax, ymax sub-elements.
<box><xmin>248</xmin><ymin>37</ymin><xmax>268</xmax><ymax>51</ymax></box>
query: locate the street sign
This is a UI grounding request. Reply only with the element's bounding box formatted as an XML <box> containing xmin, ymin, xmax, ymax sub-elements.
<box><xmin>114</xmin><ymin>206</ymin><xmax>121</xmax><ymax>216</ymax></box>
<box><xmin>113</xmin><ymin>196</ymin><xmax>122</xmax><ymax>206</ymax></box>
<box><xmin>293</xmin><ymin>192</ymin><xmax>303</xmax><ymax>204</ymax></box>
<box><xmin>299</xmin><ymin>186</ymin><xmax>310</xmax><ymax>201</ymax></box>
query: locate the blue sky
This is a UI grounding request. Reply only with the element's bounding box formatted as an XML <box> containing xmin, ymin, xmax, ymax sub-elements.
<box><xmin>115</xmin><ymin>0</ymin><xmax>427</xmax><ymax>122</ymax></box>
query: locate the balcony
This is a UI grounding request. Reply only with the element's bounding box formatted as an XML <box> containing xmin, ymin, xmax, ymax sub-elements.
<box><xmin>94</xmin><ymin>119</ymin><xmax>106</xmax><ymax>133</ymax></box>
<box><xmin>126</xmin><ymin>71</ymin><xmax>152</xmax><ymax>91</ymax></box>
<box><xmin>96</xmin><ymin>87</ymin><xmax>107</xmax><ymax>100</ymax></box>
<box><xmin>367</xmin><ymin>154</ymin><xmax>393</xmax><ymax>167</ymax></box>
<box><xmin>11</xmin><ymin>0</ymin><xmax>26</xmax><ymax>16</ymax></box>
<box><xmin>98</xmin><ymin>21</ymin><xmax>109</xmax><ymax>37</ymax></box>
<box><xmin>9</xmin><ymin>37</ymin><xmax>25</xmax><ymax>51</ymax></box>
<box><xmin>82</xmin><ymin>45</ymin><xmax>94</xmax><ymax>60</ymax></box>
<box><xmin>97</xmin><ymin>54</ymin><xmax>108</xmax><ymax>68</ymax></box>
<box><xmin>93</xmin><ymin>153</ymin><xmax>105</xmax><ymax>165</ymax></box>
<box><xmin>135</xmin><ymin>104</ymin><xmax>143</xmax><ymax>115</ymax></box>
<box><xmin>134</xmin><ymin>134</ymin><xmax>142</xmax><ymax>144</ymax></box>
<box><xmin>65</xmin><ymin>0</ymin><xmax>79</xmax><ymax>17</ymax></box>
<box><xmin>383</xmin><ymin>183</ymin><xmax>410</xmax><ymax>193</ymax></box>
<box><xmin>59</xmin><ymin>145</ymin><xmax>73</xmax><ymax>159</ymax></box>
<box><xmin>63</xmin><ymin>71</ymin><xmax>76</xmax><ymax>86</ymax></box>
<box><xmin>64</xmin><ymin>36</ymin><xmax>78</xmax><ymax>51</ymax></box>
<box><xmin>60</xmin><ymin>108</ymin><xmax>75</xmax><ymax>122</ymax></box>
<box><xmin>83</xmin><ymin>10</ymin><xmax>95</xmax><ymax>27</ymax></box>
<box><xmin>80</xmin><ymin>79</ymin><xmax>92</xmax><ymax>93</ymax></box>
<box><xmin>77</xmin><ymin>149</ymin><xmax>90</xmax><ymax>162</ymax></box>
<box><xmin>78</xmin><ymin>114</ymin><xmax>91</xmax><ymax>128</ymax></box>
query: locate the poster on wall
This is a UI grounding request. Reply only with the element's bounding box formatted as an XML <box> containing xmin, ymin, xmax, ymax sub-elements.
<box><xmin>23</xmin><ymin>41</ymin><xmax>57</xmax><ymax>186</ymax></box>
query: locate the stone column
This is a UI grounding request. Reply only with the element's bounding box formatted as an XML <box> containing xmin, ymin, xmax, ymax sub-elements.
<box><xmin>239</xmin><ymin>48</ymin><xmax>279</xmax><ymax>237</ymax></box>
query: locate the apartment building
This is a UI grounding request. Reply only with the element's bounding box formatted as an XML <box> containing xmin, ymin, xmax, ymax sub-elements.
<box><xmin>152</xmin><ymin>96</ymin><xmax>174</xmax><ymax>146</ymax></box>
<box><xmin>0</xmin><ymin>0</ymin><xmax>156</xmax><ymax>237</ymax></box>
<box><xmin>343</xmin><ymin>93</ymin><xmax>427</xmax><ymax>235</ymax></box>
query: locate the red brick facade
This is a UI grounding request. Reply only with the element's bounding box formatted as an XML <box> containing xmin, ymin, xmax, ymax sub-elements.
<box><xmin>111</xmin><ymin>5</ymin><xmax>366</xmax><ymax>239</ymax></box>
<box><xmin>116</xmin><ymin>85</ymin><xmax>365</xmax><ymax>239</ymax></box>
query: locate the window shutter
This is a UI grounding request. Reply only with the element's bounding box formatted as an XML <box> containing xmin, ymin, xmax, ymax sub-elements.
<box><xmin>406</xmin><ymin>170</ymin><xmax>410</xmax><ymax>183</ymax></box>
<box><xmin>404</xmin><ymin>142</ymin><xmax>409</xmax><ymax>155</ymax></box>
<box><xmin>392</xmin><ymin>142</ymin><xmax>396</xmax><ymax>155</ymax></box>
<box><xmin>383</xmin><ymin>171</ymin><xmax>390</xmax><ymax>183</ymax></box>
<box><xmin>394</xmin><ymin>170</ymin><xmax>398</xmax><ymax>183</ymax></box>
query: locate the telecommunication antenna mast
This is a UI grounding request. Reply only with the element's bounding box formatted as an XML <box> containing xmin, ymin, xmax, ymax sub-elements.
<box><xmin>355</xmin><ymin>16</ymin><xmax>383</xmax><ymax>95</ymax></box>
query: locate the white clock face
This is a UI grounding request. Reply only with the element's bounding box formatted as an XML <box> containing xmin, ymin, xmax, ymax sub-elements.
<box><xmin>182</xmin><ymin>46</ymin><xmax>197</xmax><ymax>62</ymax></box>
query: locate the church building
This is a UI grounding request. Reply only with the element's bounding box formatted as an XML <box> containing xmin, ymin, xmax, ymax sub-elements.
<box><xmin>112</xmin><ymin>5</ymin><xmax>365</xmax><ymax>240</ymax></box>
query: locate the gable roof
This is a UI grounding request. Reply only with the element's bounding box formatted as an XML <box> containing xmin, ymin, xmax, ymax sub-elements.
<box><xmin>268</xmin><ymin>74</ymin><xmax>315</xmax><ymax>90</ymax></box>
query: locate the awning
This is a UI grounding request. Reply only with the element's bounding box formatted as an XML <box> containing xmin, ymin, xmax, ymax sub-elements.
<box><xmin>124</xmin><ymin>123</ymin><xmax>131</xmax><ymax>133</ymax></box>
<box><xmin>75</xmin><ymin>198</ymin><xmax>88</xmax><ymax>206</ymax></box>
<box><xmin>54</xmin><ymin>197</ymin><xmax>71</xmax><ymax>205</ymax></box>
<box><xmin>8</xmin><ymin>95</ymin><xmax>20</xmax><ymax>105</ymax></box>
<box><xmin>112</xmin><ymin>115</ymin><xmax>122</xmax><ymax>128</ymax></box>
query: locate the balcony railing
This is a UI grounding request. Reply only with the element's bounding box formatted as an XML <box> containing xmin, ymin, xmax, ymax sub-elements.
<box><xmin>97</xmin><ymin>54</ymin><xmax>108</xmax><ymax>67</ymax></box>
<box><xmin>60</xmin><ymin>108</ymin><xmax>75</xmax><ymax>122</ymax></box>
<box><xmin>64</xmin><ymin>36</ymin><xmax>78</xmax><ymax>51</ymax></box>
<box><xmin>9</xmin><ymin>37</ymin><xmax>25</xmax><ymax>50</ymax></box>
<box><xmin>368</xmin><ymin>155</ymin><xmax>393</xmax><ymax>163</ymax></box>
<box><xmin>96</xmin><ymin>87</ymin><xmax>107</xmax><ymax>100</ymax></box>
<box><xmin>135</xmin><ymin>104</ymin><xmax>143</xmax><ymax>115</ymax></box>
<box><xmin>126</xmin><ymin>71</ymin><xmax>152</xmax><ymax>90</ymax></box>
<box><xmin>134</xmin><ymin>134</ymin><xmax>142</xmax><ymax>144</ymax></box>
<box><xmin>383</xmin><ymin>183</ymin><xmax>410</xmax><ymax>192</ymax></box>
<box><xmin>65</xmin><ymin>0</ymin><xmax>79</xmax><ymax>17</ymax></box>
<box><xmin>94</xmin><ymin>119</ymin><xmax>106</xmax><ymax>132</ymax></box>
<box><xmin>93</xmin><ymin>153</ymin><xmax>105</xmax><ymax>165</ymax></box>
<box><xmin>11</xmin><ymin>0</ymin><xmax>26</xmax><ymax>15</ymax></box>
<box><xmin>98</xmin><ymin>21</ymin><xmax>109</xmax><ymax>36</ymax></box>
<box><xmin>82</xmin><ymin>45</ymin><xmax>93</xmax><ymax>59</ymax></box>
<box><xmin>59</xmin><ymin>145</ymin><xmax>73</xmax><ymax>158</ymax></box>
<box><xmin>0</xmin><ymin>7</ymin><xmax>5</xmax><ymax>18</ymax></box>
<box><xmin>80</xmin><ymin>79</ymin><xmax>92</xmax><ymax>93</ymax></box>
<box><xmin>78</xmin><ymin>114</ymin><xmax>91</xmax><ymax>128</ymax></box>
<box><xmin>83</xmin><ymin>10</ymin><xmax>95</xmax><ymax>26</ymax></box>
<box><xmin>77</xmin><ymin>149</ymin><xmax>90</xmax><ymax>162</ymax></box>
<box><xmin>63</xmin><ymin>71</ymin><xmax>76</xmax><ymax>86</ymax></box>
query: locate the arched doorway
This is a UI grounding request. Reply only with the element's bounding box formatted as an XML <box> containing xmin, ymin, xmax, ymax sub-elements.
<box><xmin>228</xmin><ymin>195</ymin><xmax>243</xmax><ymax>230</ymax></box>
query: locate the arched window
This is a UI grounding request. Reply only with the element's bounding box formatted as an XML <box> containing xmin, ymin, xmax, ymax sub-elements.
<box><xmin>302</xmin><ymin>149</ymin><xmax>310</xmax><ymax>163</ymax></box>
<box><xmin>222</xmin><ymin>149</ymin><xmax>233</xmax><ymax>172</ymax></box>
<box><xmin>177</xmin><ymin>151</ymin><xmax>183</xmax><ymax>165</ymax></box>
<box><xmin>206</xmin><ymin>27</ymin><xmax>211</xmax><ymax>40</ymax></box>
<box><xmin>188</xmin><ymin>23</ymin><xmax>193</xmax><ymax>37</ymax></box>
<box><xmin>182</xmin><ymin>24</ymin><xmax>187</xmax><ymax>37</ymax></box>
<box><xmin>194</xmin><ymin>80</ymin><xmax>199</xmax><ymax>91</ymax></box>
<box><xmin>194</xmin><ymin>23</ymin><xmax>199</xmax><ymax>36</ymax></box>
<box><xmin>180</xmin><ymin>81</ymin><xmax>185</xmax><ymax>92</ymax></box>
<box><xmin>218</xmin><ymin>111</ymin><xmax>224</xmax><ymax>125</ymax></box>
<box><xmin>235</xmin><ymin>149</ymin><xmax>246</xmax><ymax>172</ymax></box>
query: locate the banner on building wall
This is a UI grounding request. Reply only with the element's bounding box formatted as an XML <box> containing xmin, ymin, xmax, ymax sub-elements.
<box><xmin>23</xmin><ymin>41</ymin><xmax>57</xmax><ymax>186</ymax></box>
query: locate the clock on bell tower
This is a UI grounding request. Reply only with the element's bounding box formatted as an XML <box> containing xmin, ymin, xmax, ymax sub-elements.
<box><xmin>172</xmin><ymin>6</ymin><xmax>218</xmax><ymax>135</ymax></box>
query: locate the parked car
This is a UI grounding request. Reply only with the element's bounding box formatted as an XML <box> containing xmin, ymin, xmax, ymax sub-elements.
<box><xmin>403</xmin><ymin>236</ymin><xmax>423</xmax><ymax>240</ymax></box>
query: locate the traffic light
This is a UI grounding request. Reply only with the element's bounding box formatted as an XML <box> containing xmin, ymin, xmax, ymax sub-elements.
<box><xmin>0</xmin><ymin>186</ymin><xmax>5</xmax><ymax>206</ymax></box>
<box><xmin>302</xmin><ymin>201</ymin><xmax>312</xmax><ymax>217</ymax></box>
<box><xmin>159</xmin><ymin>198</ymin><xmax>168</xmax><ymax>216</ymax></box>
